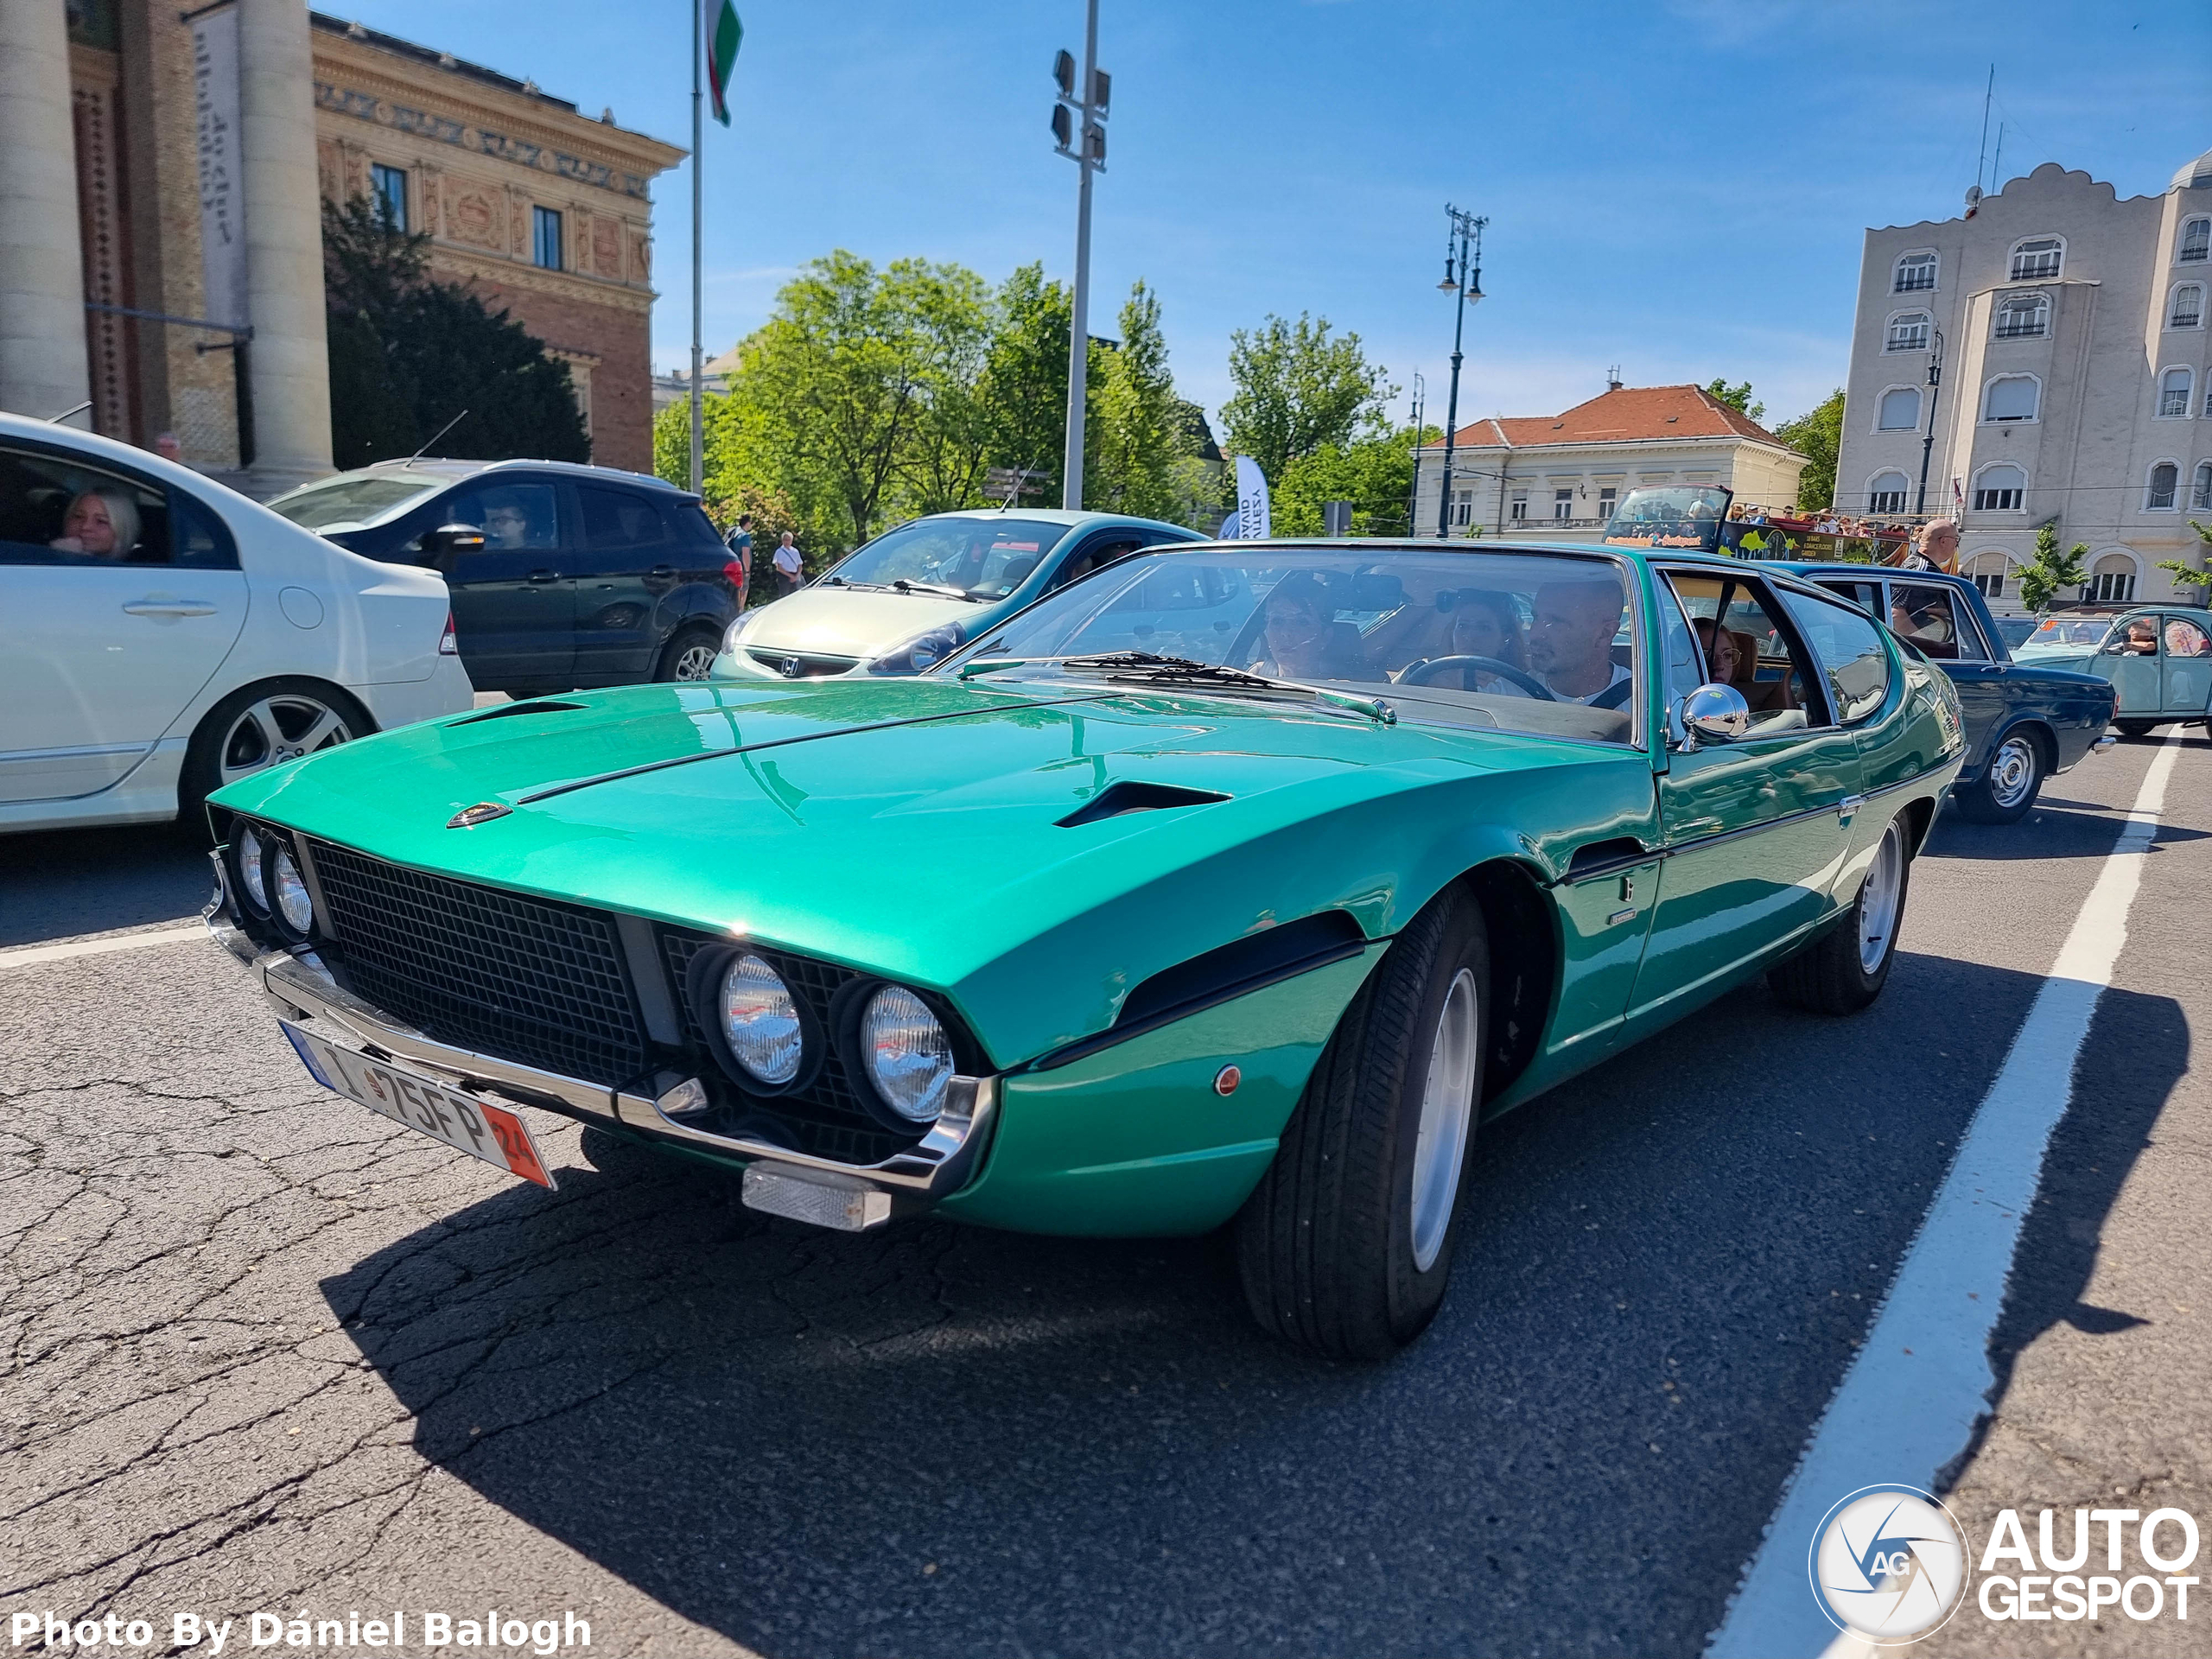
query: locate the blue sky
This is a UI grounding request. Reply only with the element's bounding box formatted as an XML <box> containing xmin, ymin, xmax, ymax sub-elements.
<box><xmin>340</xmin><ymin>0</ymin><xmax>2208</xmax><ymax>435</ymax></box>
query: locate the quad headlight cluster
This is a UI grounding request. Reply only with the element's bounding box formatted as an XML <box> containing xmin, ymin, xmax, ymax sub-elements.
<box><xmin>224</xmin><ymin>818</ymin><xmax>320</xmax><ymax>942</ymax></box>
<box><xmin>695</xmin><ymin>948</ymin><xmax>958</xmax><ymax>1128</ymax></box>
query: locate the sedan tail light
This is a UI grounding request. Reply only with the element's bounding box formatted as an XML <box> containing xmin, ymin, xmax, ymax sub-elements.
<box><xmin>438</xmin><ymin>611</ymin><xmax>459</xmax><ymax>655</ymax></box>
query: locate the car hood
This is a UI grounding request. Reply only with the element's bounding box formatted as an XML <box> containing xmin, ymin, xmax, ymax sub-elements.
<box><xmin>2008</xmin><ymin>646</ymin><xmax>2102</xmax><ymax>674</ymax></box>
<box><xmin>213</xmin><ymin>678</ymin><xmax>1648</xmax><ymax>1065</ymax></box>
<box><xmin>734</xmin><ymin>588</ymin><xmax>982</xmax><ymax>662</ymax></box>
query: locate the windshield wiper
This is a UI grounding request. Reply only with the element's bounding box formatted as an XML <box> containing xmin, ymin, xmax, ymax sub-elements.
<box><xmin>1020</xmin><ymin>652</ymin><xmax>1397</xmax><ymax>724</ymax></box>
<box><xmin>890</xmin><ymin>577</ymin><xmax>986</xmax><ymax>601</ymax></box>
<box><xmin>822</xmin><ymin>575</ymin><xmax>894</xmax><ymax>592</ymax></box>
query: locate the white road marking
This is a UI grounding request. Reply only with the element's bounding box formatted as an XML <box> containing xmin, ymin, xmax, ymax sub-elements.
<box><xmin>0</xmin><ymin>922</ymin><xmax>209</xmax><ymax>972</ymax></box>
<box><xmin>1707</xmin><ymin>729</ymin><xmax>2186</xmax><ymax>1659</ymax></box>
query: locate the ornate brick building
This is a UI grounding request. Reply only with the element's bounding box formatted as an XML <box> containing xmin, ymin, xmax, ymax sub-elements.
<box><xmin>3</xmin><ymin>0</ymin><xmax>679</xmax><ymax>492</ymax></box>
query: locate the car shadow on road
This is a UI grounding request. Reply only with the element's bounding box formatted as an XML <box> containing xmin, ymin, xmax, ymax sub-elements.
<box><xmin>1927</xmin><ymin>800</ymin><xmax>2209</xmax><ymax>864</ymax></box>
<box><xmin>0</xmin><ymin>823</ymin><xmax>213</xmax><ymax>947</ymax></box>
<box><xmin>311</xmin><ymin>946</ymin><xmax>2190</xmax><ymax>1659</ymax></box>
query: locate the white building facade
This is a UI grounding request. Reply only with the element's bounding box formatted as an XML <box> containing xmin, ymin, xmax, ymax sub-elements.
<box><xmin>1835</xmin><ymin>152</ymin><xmax>2212</xmax><ymax>612</ymax></box>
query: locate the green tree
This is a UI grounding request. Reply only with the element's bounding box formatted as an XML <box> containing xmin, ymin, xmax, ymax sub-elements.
<box><xmin>976</xmin><ymin>263</ymin><xmax>1073</xmax><ymax>502</ymax></box>
<box><xmin>1775</xmin><ymin>389</ymin><xmax>1845</xmax><ymax>512</ymax></box>
<box><xmin>321</xmin><ymin>196</ymin><xmax>588</xmax><ymax>468</ymax></box>
<box><xmin>1272</xmin><ymin>426</ymin><xmax>1430</xmax><ymax>537</ymax></box>
<box><xmin>1084</xmin><ymin>282</ymin><xmax>1182</xmax><ymax>518</ymax></box>
<box><xmin>2155</xmin><ymin>518</ymin><xmax>2212</xmax><ymax>602</ymax></box>
<box><xmin>2018</xmin><ymin>521</ymin><xmax>2091</xmax><ymax>613</ymax></box>
<box><xmin>1703</xmin><ymin>378</ymin><xmax>1766</xmax><ymax>423</ymax></box>
<box><xmin>1220</xmin><ymin>313</ymin><xmax>1394</xmax><ymax>484</ymax></box>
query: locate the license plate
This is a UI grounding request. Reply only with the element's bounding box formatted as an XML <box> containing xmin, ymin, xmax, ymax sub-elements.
<box><xmin>279</xmin><ymin>1020</ymin><xmax>557</xmax><ymax>1190</ymax></box>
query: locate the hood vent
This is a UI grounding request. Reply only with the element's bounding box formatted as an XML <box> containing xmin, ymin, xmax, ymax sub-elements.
<box><xmin>454</xmin><ymin>699</ymin><xmax>588</xmax><ymax>726</ymax></box>
<box><xmin>1055</xmin><ymin>780</ymin><xmax>1230</xmax><ymax>829</ymax></box>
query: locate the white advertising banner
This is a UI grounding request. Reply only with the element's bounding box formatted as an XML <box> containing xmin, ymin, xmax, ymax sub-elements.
<box><xmin>1230</xmin><ymin>454</ymin><xmax>1271</xmax><ymax>540</ymax></box>
<box><xmin>190</xmin><ymin>3</ymin><xmax>246</xmax><ymax>328</ymax></box>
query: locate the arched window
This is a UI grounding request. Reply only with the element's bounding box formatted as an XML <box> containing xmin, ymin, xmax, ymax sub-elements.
<box><xmin>1893</xmin><ymin>251</ymin><xmax>1937</xmax><ymax>293</ymax></box>
<box><xmin>1972</xmin><ymin>465</ymin><xmax>2026</xmax><ymax>512</ymax></box>
<box><xmin>1877</xmin><ymin>386</ymin><xmax>1921</xmax><ymax>430</ymax></box>
<box><xmin>2147</xmin><ymin>462</ymin><xmax>2180</xmax><ymax>510</ymax></box>
<box><xmin>2171</xmin><ymin>284</ymin><xmax>2204</xmax><ymax>329</ymax></box>
<box><xmin>1868</xmin><ymin>472</ymin><xmax>1910</xmax><ymax>513</ymax></box>
<box><xmin>2010</xmin><ymin>237</ymin><xmax>2064</xmax><ymax>280</ymax></box>
<box><xmin>2092</xmin><ymin>554</ymin><xmax>2136</xmax><ymax>603</ymax></box>
<box><xmin>1993</xmin><ymin>293</ymin><xmax>2049</xmax><ymax>339</ymax></box>
<box><xmin>1885</xmin><ymin>311</ymin><xmax>1931</xmax><ymax>353</ymax></box>
<box><xmin>1983</xmin><ymin>375</ymin><xmax>2040</xmax><ymax>423</ymax></box>
<box><xmin>2158</xmin><ymin>368</ymin><xmax>2194</xmax><ymax>418</ymax></box>
<box><xmin>1964</xmin><ymin>549</ymin><xmax>2016</xmax><ymax>601</ymax></box>
<box><xmin>2182</xmin><ymin>216</ymin><xmax>2211</xmax><ymax>264</ymax></box>
<box><xmin>2192</xmin><ymin>461</ymin><xmax>2212</xmax><ymax>511</ymax></box>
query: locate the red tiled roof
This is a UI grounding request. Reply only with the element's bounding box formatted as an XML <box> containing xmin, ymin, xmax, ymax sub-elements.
<box><xmin>1441</xmin><ymin>385</ymin><xmax>1792</xmax><ymax>451</ymax></box>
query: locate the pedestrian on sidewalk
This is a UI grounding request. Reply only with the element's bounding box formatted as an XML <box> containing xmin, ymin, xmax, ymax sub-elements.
<box><xmin>724</xmin><ymin>512</ymin><xmax>753</xmax><ymax>605</ymax></box>
<box><xmin>772</xmin><ymin>531</ymin><xmax>804</xmax><ymax>598</ymax></box>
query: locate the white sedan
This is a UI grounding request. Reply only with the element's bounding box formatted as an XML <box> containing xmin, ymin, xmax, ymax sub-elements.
<box><xmin>0</xmin><ymin>414</ymin><xmax>473</xmax><ymax>836</ymax></box>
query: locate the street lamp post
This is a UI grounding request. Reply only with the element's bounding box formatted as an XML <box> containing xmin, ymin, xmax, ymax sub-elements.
<box><xmin>1915</xmin><ymin>327</ymin><xmax>1945</xmax><ymax>517</ymax></box>
<box><xmin>1052</xmin><ymin>2</ymin><xmax>1109</xmax><ymax>511</ymax></box>
<box><xmin>1403</xmin><ymin>372</ymin><xmax>1423</xmax><ymax>538</ymax></box>
<box><xmin>1433</xmin><ymin>206</ymin><xmax>1485</xmax><ymax>538</ymax></box>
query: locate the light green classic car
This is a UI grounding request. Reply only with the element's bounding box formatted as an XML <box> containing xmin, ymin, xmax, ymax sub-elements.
<box><xmin>204</xmin><ymin>540</ymin><xmax>1963</xmax><ymax>1357</ymax></box>
<box><xmin>2012</xmin><ymin>605</ymin><xmax>2212</xmax><ymax>738</ymax></box>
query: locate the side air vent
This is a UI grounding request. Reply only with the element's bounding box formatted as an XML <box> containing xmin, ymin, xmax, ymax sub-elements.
<box><xmin>454</xmin><ymin>700</ymin><xmax>589</xmax><ymax>726</ymax></box>
<box><xmin>1054</xmin><ymin>779</ymin><xmax>1231</xmax><ymax>829</ymax></box>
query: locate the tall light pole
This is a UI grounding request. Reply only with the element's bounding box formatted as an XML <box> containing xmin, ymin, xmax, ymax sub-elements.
<box><xmin>1052</xmin><ymin>3</ymin><xmax>1109</xmax><ymax>510</ymax></box>
<box><xmin>1914</xmin><ymin>326</ymin><xmax>1945</xmax><ymax>517</ymax></box>
<box><xmin>689</xmin><ymin>0</ymin><xmax>704</xmax><ymax>495</ymax></box>
<box><xmin>1433</xmin><ymin>206</ymin><xmax>1485</xmax><ymax>538</ymax></box>
<box><xmin>1403</xmin><ymin>372</ymin><xmax>1424</xmax><ymax>537</ymax></box>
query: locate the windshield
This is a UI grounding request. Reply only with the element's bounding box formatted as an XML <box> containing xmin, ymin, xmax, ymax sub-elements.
<box><xmin>1602</xmin><ymin>486</ymin><xmax>1732</xmax><ymax>553</ymax></box>
<box><xmin>267</xmin><ymin>472</ymin><xmax>446</xmax><ymax>531</ymax></box>
<box><xmin>940</xmin><ymin>546</ymin><xmax>1640</xmax><ymax>746</ymax></box>
<box><xmin>829</xmin><ymin>517</ymin><xmax>1068</xmax><ymax>600</ymax></box>
<box><xmin>2024</xmin><ymin>616</ymin><xmax>2116</xmax><ymax>648</ymax></box>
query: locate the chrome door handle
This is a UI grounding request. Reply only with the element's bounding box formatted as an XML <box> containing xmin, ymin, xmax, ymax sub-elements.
<box><xmin>647</xmin><ymin>564</ymin><xmax>677</xmax><ymax>579</ymax></box>
<box><xmin>525</xmin><ymin>570</ymin><xmax>561</xmax><ymax>584</ymax></box>
<box><xmin>123</xmin><ymin>600</ymin><xmax>218</xmax><ymax>617</ymax></box>
<box><xmin>1837</xmin><ymin>794</ymin><xmax>1866</xmax><ymax>825</ymax></box>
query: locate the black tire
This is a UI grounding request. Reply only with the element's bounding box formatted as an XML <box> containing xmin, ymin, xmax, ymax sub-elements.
<box><xmin>654</xmin><ymin>621</ymin><xmax>725</xmax><ymax>683</ymax></box>
<box><xmin>1236</xmin><ymin>888</ymin><xmax>1489</xmax><ymax>1360</ymax></box>
<box><xmin>1954</xmin><ymin>728</ymin><xmax>2046</xmax><ymax>824</ymax></box>
<box><xmin>1769</xmin><ymin>815</ymin><xmax>1912</xmax><ymax>1015</ymax></box>
<box><xmin>176</xmin><ymin>677</ymin><xmax>374</xmax><ymax>842</ymax></box>
<box><xmin>2115</xmin><ymin>720</ymin><xmax>2160</xmax><ymax>739</ymax></box>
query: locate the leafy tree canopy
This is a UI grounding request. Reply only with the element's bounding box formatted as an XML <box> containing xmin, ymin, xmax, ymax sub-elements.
<box><xmin>1220</xmin><ymin>313</ymin><xmax>1395</xmax><ymax>485</ymax></box>
<box><xmin>1774</xmin><ymin>389</ymin><xmax>1844</xmax><ymax>512</ymax></box>
<box><xmin>1703</xmin><ymin>378</ymin><xmax>1766</xmax><ymax>423</ymax></box>
<box><xmin>2018</xmin><ymin>520</ymin><xmax>2091</xmax><ymax>613</ymax></box>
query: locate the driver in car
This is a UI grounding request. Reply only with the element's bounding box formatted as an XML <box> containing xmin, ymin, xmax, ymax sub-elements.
<box><xmin>1526</xmin><ymin>578</ymin><xmax>1631</xmax><ymax>705</ymax></box>
<box><xmin>480</xmin><ymin>492</ymin><xmax>537</xmax><ymax>549</ymax></box>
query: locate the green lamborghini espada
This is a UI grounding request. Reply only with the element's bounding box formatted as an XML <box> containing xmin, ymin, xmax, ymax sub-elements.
<box><xmin>205</xmin><ymin>530</ymin><xmax>1963</xmax><ymax>1357</ymax></box>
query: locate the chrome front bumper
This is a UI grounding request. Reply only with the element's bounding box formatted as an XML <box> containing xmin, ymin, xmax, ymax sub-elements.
<box><xmin>204</xmin><ymin>898</ymin><xmax>998</xmax><ymax>1212</ymax></box>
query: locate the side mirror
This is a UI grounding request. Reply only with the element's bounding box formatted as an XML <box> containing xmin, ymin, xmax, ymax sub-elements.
<box><xmin>1671</xmin><ymin>682</ymin><xmax>1751</xmax><ymax>751</ymax></box>
<box><xmin>422</xmin><ymin>523</ymin><xmax>488</xmax><ymax>556</ymax></box>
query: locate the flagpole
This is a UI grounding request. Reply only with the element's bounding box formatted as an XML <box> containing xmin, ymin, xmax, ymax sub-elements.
<box><xmin>689</xmin><ymin>0</ymin><xmax>704</xmax><ymax>496</ymax></box>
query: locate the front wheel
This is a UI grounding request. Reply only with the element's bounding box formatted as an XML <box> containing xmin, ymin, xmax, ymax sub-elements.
<box><xmin>1236</xmin><ymin>889</ymin><xmax>1488</xmax><ymax>1360</ymax></box>
<box><xmin>1955</xmin><ymin>729</ymin><xmax>2044</xmax><ymax>823</ymax></box>
<box><xmin>1769</xmin><ymin>816</ymin><xmax>1910</xmax><ymax>1015</ymax></box>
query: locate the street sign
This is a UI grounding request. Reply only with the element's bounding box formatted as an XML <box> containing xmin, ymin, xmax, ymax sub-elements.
<box><xmin>985</xmin><ymin>467</ymin><xmax>1046</xmax><ymax>503</ymax></box>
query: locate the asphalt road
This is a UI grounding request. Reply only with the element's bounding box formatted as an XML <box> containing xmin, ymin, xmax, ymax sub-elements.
<box><xmin>2</xmin><ymin>731</ymin><xmax>2207</xmax><ymax>1658</ymax></box>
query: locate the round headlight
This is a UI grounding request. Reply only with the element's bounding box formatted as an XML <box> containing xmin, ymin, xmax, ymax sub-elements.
<box><xmin>270</xmin><ymin>845</ymin><xmax>315</xmax><ymax>935</ymax></box>
<box><xmin>720</xmin><ymin>954</ymin><xmax>803</xmax><ymax>1084</ymax></box>
<box><xmin>861</xmin><ymin>985</ymin><xmax>953</xmax><ymax>1123</ymax></box>
<box><xmin>235</xmin><ymin>823</ymin><xmax>268</xmax><ymax>913</ymax></box>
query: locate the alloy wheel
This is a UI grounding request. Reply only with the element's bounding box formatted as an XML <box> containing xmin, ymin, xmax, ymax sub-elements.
<box><xmin>1408</xmin><ymin>967</ymin><xmax>1479</xmax><ymax>1273</ymax></box>
<box><xmin>1857</xmin><ymin>822</ymin><xmax>1905</xmax><ymax>975</ymax></box>
<box><xmin>218</xmin><ymin>695</ymin><xmax>353</xmax><ymax>789</ymax></box>
<box><xmin>671</xmin><ymin>642</ymin><xmax>720</xmax><ymax>681</ymax></box>
<box><xmin>1986</xmin><ymin>735</ymin><xmax>2037</xmax><ymax>810</ymax></box>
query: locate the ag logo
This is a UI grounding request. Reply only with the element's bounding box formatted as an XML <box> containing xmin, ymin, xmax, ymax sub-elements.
<box><xmin>779</xmin><ymin>657</ymin><xmax>802</xmax><ymax>678</ymax></box>
<box><xmin>1810</xmin><ymin>1485</ymin><xmax>1970</xmax><ymax>1644</ymax></box>
<box><xmin>446</xmin><ymin>801</ymin><xmax>511</xmax><ymax>829</ymax></box>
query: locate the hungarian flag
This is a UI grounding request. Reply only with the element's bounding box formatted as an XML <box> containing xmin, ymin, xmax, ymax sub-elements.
<box><xmin>703</xmin><ymin>0</ymin><xmax>742</xmax><ymax>126</ymax></box>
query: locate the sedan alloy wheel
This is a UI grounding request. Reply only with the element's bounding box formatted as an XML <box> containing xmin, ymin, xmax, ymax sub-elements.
<box><xmin>219</xmin><ymin>694</ymin><xmax>354</xmax><ymax>788</ymax></box>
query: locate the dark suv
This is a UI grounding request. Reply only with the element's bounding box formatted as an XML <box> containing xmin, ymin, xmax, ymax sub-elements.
<box><xmin>269</xmin><ymin>459</ymin><xmax>741</xmax><ymax>696</ymax></box>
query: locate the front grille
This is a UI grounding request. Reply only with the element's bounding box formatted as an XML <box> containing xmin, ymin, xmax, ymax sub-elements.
<box><xmin>747</xmin><ymin>647</ymin><xmax>859</xmax><ymax>678</ymax></box>
<box><xmin>661</xmin><ymin>930</ymin><xmax>919</xmax><ymax>1166</ymax></box>
<box><xmin>307</xmin><ymin>840</ymin><xmax>647</xmax><ymax>1088</ymax></box>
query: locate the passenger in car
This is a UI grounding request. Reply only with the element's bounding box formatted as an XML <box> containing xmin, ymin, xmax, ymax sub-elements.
<box><xmin>1408</xmin><ymin>588</ymin><xmax>1533</xmax><ymax>697</ymax></box>
<box><xmin>48</xmin><ymin>489</ymin><xmax>140</xmax><ymax>560</ymax></box>
<box><xmin>1527</xmin><ymin>578</ymin><xmax>1631</xmax><ymax>704</ymax></box>
<box><xmin>1250</xmin><ymin>571</ymin><xmax>1367</xmax><ymax>681</ymax></box>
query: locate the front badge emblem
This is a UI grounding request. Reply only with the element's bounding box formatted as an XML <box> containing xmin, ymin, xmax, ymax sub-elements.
<box><xmin>779</xmin><ymin>657</ymin><xmax>802</xmax><ymax>678</ymax></box>
<box><xmin>447</xmin><ymin>801</ymin><xmax>512</xmax><ymax>829</ymax></box>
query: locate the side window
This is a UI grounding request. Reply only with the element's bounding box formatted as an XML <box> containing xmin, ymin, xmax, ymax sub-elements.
<box><xmin>446</xmin><ymin>480</ymin><xmax>561</xmax><ymax>551</ymax></box>
<box><xmin>1889</xmin><ymin>582</ymin><xmax>1984</xmax><ymax>661</ymax></box>
<box><xmin>1815</xmin><ymin>579</ymin><xmax>1883</xmax><ymax>616</ymax></box>
<box><xmin>0</xmin><ymin>442</ymin><xmax>172</xmax><ymax>567</ymax></box>
<box><xmin>1778</xmin><ymin>588</ymin><xmax>1892</xmax><ymax>725</ymax></box>
<box><xmin>576</xmin><ymin>486</ymin><xmax>672</xmax><ymax>552</ymax></box>
<box><xmin>1662</xmin><ymin>571</ymin><xmax>1826</xmax><ymax>732</ymax></box>
<box><xmin>1049</xmin><ymin>535</ymin><xmax>1143</xmax><ymax>591</ymax></box>
<box><xmin>170</xmin><ymin>490</ymin><xmax>240</xmax><ymax>570</ymax></box>
<box><xmin>2164</xmin><ymin>617</ymin><xmax>2210</xmax><ymax>658</ymax></box>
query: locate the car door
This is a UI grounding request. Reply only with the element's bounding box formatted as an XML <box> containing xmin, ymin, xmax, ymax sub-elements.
<box><xmin>571</xmin><ymin>482</ymin><xmax>673</xmax><ymax>683</ymax></box>
<box><xmin>2158</xmin><ymin>614</ymin><xmax>2212</xmax><ymax>714</ymax></box>
<box><xmin>1626</xmin><ymin>568</ymin><xmax>1864</xmax><ymax>1026</ymax></box>
<box><xmin>2095</xmin><ymin>612</ymin><xmax>2163</xmax><ymax>714</ymax></box>
<box><xmin>0</xmin><ymin>439</ymin><xmax>246</xmax><ymax>803</ymax></box>
<box><xmin>432</xmin><ymin>477</ymin><xmax>574</xmax><ymax>690</ymax></box>
<box><xmin>1886</xmin><ymin>576</ymin><xmax>2012</xmax><ymax>760</ymax></box>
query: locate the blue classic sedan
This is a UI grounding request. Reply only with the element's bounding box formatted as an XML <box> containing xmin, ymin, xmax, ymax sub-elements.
<box><xmin>1777</xmin><ymin>563</ymin><xmax>2116</xmax><ymax>822</ymax></box>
